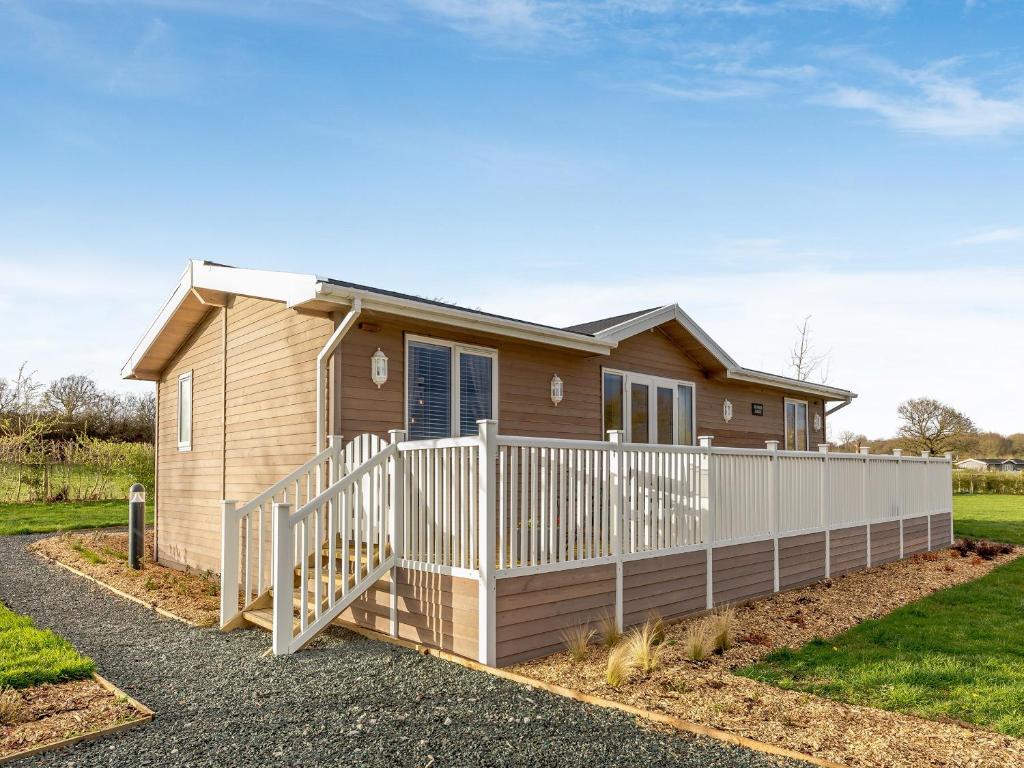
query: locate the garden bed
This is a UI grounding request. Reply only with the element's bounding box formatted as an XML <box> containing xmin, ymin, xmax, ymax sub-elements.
<box><xmin>31</xmin><ymin>531</ymin><xmax>220</xmax><ymax>627</ymax></box>
<box><xmin>512</xmin><ymin>545</ymin><xmax>1024</xmax><ymax>768</ymax></box>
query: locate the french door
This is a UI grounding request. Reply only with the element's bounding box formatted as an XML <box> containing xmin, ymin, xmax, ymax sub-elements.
<box><xmin>603</xmin><ymin>369</ymin><xmax>696</xmax><ymax>445</ymax></box>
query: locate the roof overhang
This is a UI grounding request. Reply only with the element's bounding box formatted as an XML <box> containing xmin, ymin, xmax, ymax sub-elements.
<box><xmin>593</xmin><ymin>305</ymin><xmax>739</xmax><ymax>371</ymax></box>
<box><xmin>725</xmin><ymin>368</ymin><xmax>857</xmax><ymax>403</ymax></box>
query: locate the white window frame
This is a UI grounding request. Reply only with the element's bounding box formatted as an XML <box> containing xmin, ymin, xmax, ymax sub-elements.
<box><xmin>404</xmin><ymin>334</ymin><xmax>499</xmax><ymax>439</ymax></box>
<box><xmin>784</xmin><ymin>397</ymin><xmax>809</xmax><ymax>451</ymax></box>
<box><xmin>601</xmin><ymin>367</ymin><xmax>697</xmax><ymax>445</ymax></box>
<box><xmin>177</xmin><ymin>371</ymin><xmax>192</xmax><ymax>452</ymax></box>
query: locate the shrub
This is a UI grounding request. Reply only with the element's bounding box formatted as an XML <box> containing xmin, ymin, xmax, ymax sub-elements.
<box><xmin>606</xmin><ymin>642</ymin><xmax>634</xmax><ymax>687</ymax></box>
<box><xmin>683</xmin><ymin>621</ymin><xmax>713</xmax><ymax>661</ymax></box>
<box><xmin>708</xmin><ymin>605</ymin><xmax>736</xmax><ymax>653</ymax></box>
<box><xmin>597</xmin><ymin>610</ymin><xmax>621</xmax><ymax>648</ymax></box>
<box><xmin>628</xmin><ymin>620</ymin><xmax>663</xmax><ymax>674</ymax></box>
<box><xmin>953</xmin><ymin>470</ymin><xmax>1024</xmax><ymax>496</ymax></box>
<box><xmin>560</xmin><ymin>624</ymin><xmax>595</xmax><ymax>662</ymax></box>
<box><xmin>0</xmin><ymin>687</ymin><xmax>22</xmax><ymax>725</ymax></box>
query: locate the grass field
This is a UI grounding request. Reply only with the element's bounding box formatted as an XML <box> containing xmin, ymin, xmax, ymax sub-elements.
<box><xmin>0</xmin><ymin>601</ymin><xmax>95</xmax><ymax>689</ymax></box>
<box><xmin>738</xmin><ymin>495</ymin><xmax>1024</xmax><ymax>737</ymax></box>
<box><xmin>0</xmin><ymin>500</ymin><xmax>153</xmax><ymax>536</ymax></box>
<box><xmin>954</xmin><ymin>494</ymin><xmax>1024</xmax><ymax>544</ymax></box>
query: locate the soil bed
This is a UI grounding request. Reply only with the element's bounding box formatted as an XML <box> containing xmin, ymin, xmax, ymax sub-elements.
<box><xmin>31</xmin><ymin>531</ymin><xmax>220</xmax><ymax>627</ymax></box>
<box><xmin>513</xmin><ymin>546</ymin><xmax>1024</xmax><ymax>768</ymax></box>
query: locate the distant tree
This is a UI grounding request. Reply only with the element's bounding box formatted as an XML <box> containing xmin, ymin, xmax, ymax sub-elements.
<box><xmin>1010</xmin><ymin>433</ymin><xmax>1024</xmax><ymax>458</ymax></box>
<box><xmin>833</xmin><ymin>430</ymin><xmax>867</xmax><ymax>453</ymax></box>
<box><xmin>974</xmin><ymin>431</ymin><xmax>1012</xmax><ymax>458</ymax></box>
<box><xmin>896</xmin><ymin>397</ymin><xmax>978</xmax><ymax>457</ymax></box>
<box><xmin>788</xmin><ymin>315</ymin><xmax>830</xmax><ymax>383</ymax></box>
<box><xmin>45</xmin><ymin>375</ymin><xmax>99</xmax><ymax>424</ymax></box>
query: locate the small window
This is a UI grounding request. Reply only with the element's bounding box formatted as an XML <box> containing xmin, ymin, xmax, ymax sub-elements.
<box><xmin>406</xmin><ymin>337</ymin><xmax>496</xmax><ymax>440</ymax></box>
<box><xmin>602</xmin><ymin>372</ymin><xmax>624</xmax><ymax>434</ymax></box>
<box><xmin>458</xmin><ymin>352</ymin><xmax>493</xmax><ymax>437</ymax></box>
<box><xmin>177</xmin><ymin>371</ymin><xmax>192</xmax><ymax>451</ymax></box>
<box><xmin>677</xmin><ymin>384</ymin><xmax>694</xmax><ymax>446</ymax></box>
<box><xmin>785</xmin><ymin>398</ymin><xmax>808</xmax><ymax>451</ymax></box>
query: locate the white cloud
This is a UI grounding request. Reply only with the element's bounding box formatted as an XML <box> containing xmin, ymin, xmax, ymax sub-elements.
<box><xmin>953</xmin><ymin>227</ymin><xmax>1024</xmax><ymax>246</ymax></box>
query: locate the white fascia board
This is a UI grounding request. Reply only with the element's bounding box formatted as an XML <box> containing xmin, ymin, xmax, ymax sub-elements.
<box><xmin>191</xmin><ymin>260</ymin><xmax>319</xmax><ymax>307</ymax></box>
<box><xmin>121</xmin><ymin>263</ymin><xmax>193</xmax><ymax>379</ymax></box>
<box><xmin>726</xmin><ymin>368</ymin><xmax>857</xmax><ymax>402</ymax></box>
<box><xmin>315</xmin><ymin>282</ymin><xmax>614</xmax><ymax>355</ymax></box>
<box><xmin>594</xmin><ymin>304</ymin><xmax>740</xmax><ymax>370</ymax></box>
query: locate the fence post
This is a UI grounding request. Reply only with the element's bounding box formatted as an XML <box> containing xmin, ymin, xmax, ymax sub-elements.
<box><xmin>477</xmin><ymin>419</ymin><xmax>497</xmax><ymax>666</ymax></box>
<box><xmin>893</xmin><ymin>449</ymin><xmax>904</xmax><ymax>558</ymax></box>
<box><xmin>272</xmin><ymin>502</ymin><xmax>293</xmax><ymax>656</ymax></box>
<box><xmin>388</xmin><ymin>429</ymin><xmax>407</xmax><ymax>638</ymax></box>
<box><xmin>944</xmin><ymin>452</ymin><xmax>954</xmax><ymax>546</ymax></box>
<box><xmin>818</xmin><ymin>444</ymin><xmax>830</xmax><ymax>579</ymax></box>
<box><xmin>700</xmin><ymin>436</ymin><xmax>716</xmax><ymax>610</ymax></box>
<box><xmin>219</xmin><ymin>500</ymin><xmax>239</xmax><ymax>627</ymax></box>
<box><xmin>766</xmin><ymin>440</ymin><xmax>780</xmax><ymax>592</ymax></box>
<box><xmin>921</xmin><ymin>450</ymin><xmax>931</xmax><ymax>551</ymax></box>
<box><xmin>860</xmin><ymin>447</ymin><xmax>871</xmax><ymax>567</ymax></box>
<box><xmin>608</xmin><ymin>430</ymin><xmax>625</xmax><ymax>632</ymax></box>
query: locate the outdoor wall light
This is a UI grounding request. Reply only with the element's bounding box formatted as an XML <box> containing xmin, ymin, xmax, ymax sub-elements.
<box><xmin>550</xmin><ymin>374</ymin><xmax>564</xmax><ymax>406</ymax></box>
<box><xmin>723</xmin><ymin>399</ymin><xmax>734</xmax><ymax>423</ymax></box>
<box><xmin>371</xmin><ymin>348</ymin><xmax>389</xmax><ymax>389</ymax></box>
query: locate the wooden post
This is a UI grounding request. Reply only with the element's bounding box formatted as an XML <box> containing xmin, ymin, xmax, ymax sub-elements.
<box><xmin>272</xmin><ymin>502</ymin><xmax>293</xmax><ymax>656</ymax></box>
<box><xmin>477</xmin><ymin>420</ymin><xmax>497</xmax><ymax>666</ymax></box>
<box><xmin>766</xmin><ymin>440</ymin><xmax>780</xmax><ymax>592</ymax></box>
<box><xmin>608</xmin><ymin>430</ymin><xmax>624</xmax><ymax>632</ymax></box>
<box><xmin>219</xmin><ymin>500</ymin><xmax>239</xmax><ymax>628</ymax></box>
<box><xmin>700</xmin><ymin>436</ymin><xmax>715</xmax><ymax>610</ymax></box>
<box><xmin>818</xmin><ymin>444</ymin><xmax>830</xmax><ymax>578</ymax></box>
<box><xmin>860</xmin><ymin>447</ymin><xmax>871</xmax><ymax>567</ymax></box>
<box><xmin>893</xmin><ymin>449</ymin><xmax>904</xmax><ymax>558</ymax></box>
<box><xmin>388</xmin><ymin>429</ymin><xmax>407</xmax><ymax>639</ymax></box>
<box><xmin>921</xmin><ymin>450</ymin><xmax>931</xmax><ymax>551</ymax></box>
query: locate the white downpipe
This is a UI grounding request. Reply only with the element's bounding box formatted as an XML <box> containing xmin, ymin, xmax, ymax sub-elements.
<box><xmin>316</xmin><ymin>298</ymin><xmax>362</xmax><ymax>453</ymax></box>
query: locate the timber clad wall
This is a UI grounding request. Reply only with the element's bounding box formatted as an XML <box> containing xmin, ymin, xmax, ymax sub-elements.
<box><xmin>829</xmin><ymin>525</ymin><xmax>867</xmax><ymax>575</ymax></box>
<box><xmin>930</xmin><ymin>512</ymin><xmax>953</xmax><ymax>548</ymax></box>
<box><xmin>495</xmin><ymin>565</ymin><xmax>616</xmax><ymax>666</ymax></box>
<box><xmin>712</xmin><ymin>539</ymin><xmax>775</xmax><ymax>604</ymax></box>
<box><xmin>777</xmin><ymin>532</ymin><xmax>827</xmax><ymax>590</ymax></box>
<box><xmin>622</xmin><ymin>551</ymin><xmax>706</xmax><ymax>626</ymax></box>
<box><xmin>902</xmin><ymin>516</ymin><xmax>929</xmax><ymax>555</ymax></box>
<box><xmin>334</xmin><ymin>312</ymin><xmax>827</xmax><ymax>447</ymax></box>
<box><xmin>870</xmin><ymin>521</ymin><xmax>901</xmax><ymax>565</ymax></box>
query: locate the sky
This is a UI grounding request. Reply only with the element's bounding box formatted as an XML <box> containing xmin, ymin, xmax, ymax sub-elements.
<box><xmin>1</xmin><ymin>0</ymin><xmax>1023</xmax><ymax>440</ymax></box>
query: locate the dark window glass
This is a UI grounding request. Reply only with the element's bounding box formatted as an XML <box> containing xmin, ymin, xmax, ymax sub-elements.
<box><xmin>603</xmin><ymin>373</ymin><xmax>624</xmax><ymax>435</ymax></box>
<box><xmin>657</xmin><ymin>387</ymin><xmax>674</xmax><ymax>445</ymax></box>
<box><xmin>631</xmin><ymin>382</ymin><xmax>649</xmax><ymax>443</ymax></box>
<box><xmin>677</xmin><ymin>384</ymin><xmax>694</xmax><ymax>446</ymax></box>
<box><xmin>408</xmin><ymin>342</ymin><xmax>452</xmax><ymax>440</ymax></box>
<box><xmin>459</xmin><ymin>353</ymin><xmax>493</xmax><ymax>436</ymax></box>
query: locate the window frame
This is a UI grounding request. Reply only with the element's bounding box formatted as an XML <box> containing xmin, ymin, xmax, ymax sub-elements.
<box><xmin>177</xmin><ymin>370</ymin><xmax>193</xmax><ymax>452</ymax></box>
<box><xmin>784</xmin><ymin>397</ymin><xmax>809</xmax><ymax>451</ymax></box>
<box><xmin>601</xmin><ymin>367</ymin><xmax>697</xmax><ymax>445</ymax></box>
<box><xmin>404</xmin><ymin>334</ymin><xmax>499</xmax><ymax>439</ymax></box>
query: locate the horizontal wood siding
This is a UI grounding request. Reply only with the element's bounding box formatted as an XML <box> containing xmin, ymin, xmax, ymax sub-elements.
<box><xmin>929</xmin><ymin>512</ymin><xmax>953</xmax><ymax>549</ymax></box>
<box><xmin>902</xmin><ymin>516</ymin><xmax>929</xmax><ymax>555</ymax></box>
<box><xmin>156</xmin><ymin>308</ymin><xmax>223</xmax><ymax>572</ymax></box>
<box><xmin>622</xmin><ymin>551</ymin><xmax>706</xmax><ymax>627</ymax></box>
<box><xmin>334</xmin><ymin>311</ymin><xmax>827</xmax><ymax>447</ymax></box>
<box><xmin>337</xmin><ymin>568</ymin><xmax>478</xmax><ymax>659</ymax></box>
<box><xmin>495</xmin><ymin>565</ymin><xmax>615</xmax><ymax>666</ymax></box>
<box><xmin>777</xmin><ymin>532</ymin><xmax>826</xmax><ymax>590</ymax></box>
<box><xmin>712</xmin><ymin>539</ymin><xmax>774</xmax><ymax>605</ymax></box>
<box><xmin>830</xmin><ymin>525</ymin><xmax>867</xmax><ymax>576</ymax></box>
<box><xmin>870</xmin><ymin>521</ymin><xmax>901</xmax><ymax>565</ymax></box>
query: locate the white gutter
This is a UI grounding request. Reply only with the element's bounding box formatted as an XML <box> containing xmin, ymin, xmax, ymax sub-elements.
<box><xmin>825</xmin><ymin>398</ymin><xmax>854</xmax><ymax>417</ymax></box>
<box><xmin>316</xmin><ymin>298</ymin><xmax>362</xmax><ymax>452</ymax></box>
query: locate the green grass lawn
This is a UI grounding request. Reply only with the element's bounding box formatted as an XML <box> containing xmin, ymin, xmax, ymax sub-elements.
<box><xmin>954</xmin><ymin>494</ymin><xmax>1024</xmax><ymax>545</ymax></box>
<box><xmin>0</xmin><ymin>500</ymin><xmax>153</xmax><ymax>536</ymax></box>
<box><xmin>0</xmin><ymin>601</ymin><xmax>95</xmax><ymax>689</ymax></box>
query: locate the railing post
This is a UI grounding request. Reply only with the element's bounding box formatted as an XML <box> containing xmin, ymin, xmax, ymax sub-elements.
<box><xmin>608</xmin><ymin>430</ymin><xmax>624</xmax><ymax>632</ymax></box>
<box><xmin>860</xmin><ymin>447</ymin><xmax>871</xmax><ymax>567</ymax></box>
<box><xmin>893</xmin><ymin>449</ymin><xmax>904</xmax><ymax>558</ymax></box>
<box><xmin>766</xmin><ymin>440</ymin><xmax>780</xmax><ymax>592</ymax></box>
<box><xmin>700</xmin><ymin>436</ymin><xmax>715</xmax><ymax>610</ymax></box>
<box><xmin>921</xmin><ymin>450</ymin><xmax>931</xmax><ymax>550</ymax></box>
<box><xmin>477</xmin><ymin>419</ymin><xmax>498</xmax><ymax>666</ymax></box>
<box><xmin>272</xmin><ymin>502</ymin><xmax>294</xmax><ymax>656</ymax></box>
<box><xmin>219</xmin><ymin>500</ymin><xmax>239</xmax><ymax>627</ymax></box>
<box><xmin>818</xmin><ymin>444</ymin><xmax>830</xmax><ymax>579</ymax></box>
<box><xmin>388</xmin><ymin>429</ymin><xmax>407</xmax><ymax>639</ymax></box>
<box><xmin>945</xmin><ymin>451</ymin><xmax>954</xmax><ymax>546</ymax></box>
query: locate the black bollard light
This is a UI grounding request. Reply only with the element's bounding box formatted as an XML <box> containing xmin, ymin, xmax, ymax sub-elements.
<box><xmin>128</xmin><ymin>483</ymin><xmax>146</xmax><ymax>570</ymax></box>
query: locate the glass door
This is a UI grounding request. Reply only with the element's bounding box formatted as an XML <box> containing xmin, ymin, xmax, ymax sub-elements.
<box><xmin>604</xmin><ymin>370</ymin><xmax>696</xmax><ymax>445</ymax></box>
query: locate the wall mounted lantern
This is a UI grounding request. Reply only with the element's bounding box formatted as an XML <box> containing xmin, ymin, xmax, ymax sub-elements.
<box><xmin>813</xmin><ymin>412</ymin><xmax>823</xmax><ymax>432</ymax></box>
<box><xmin>550</xmin><ymin>374</ymin><xmax>564</xmax><ymax>406</ymax></box>
<box><xmin>371</xmin><ymin>348</ymin><xmax>389</xmax><ymax>389</ymax></box>
<box><xmin>723</xmin><ymin>399</ymin><xmax>734</xmax><ymax>423</ymax></box>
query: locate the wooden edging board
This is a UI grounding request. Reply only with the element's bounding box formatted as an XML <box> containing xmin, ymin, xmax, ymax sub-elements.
<box><xmin>37</xmin><ymin>554</ymin><xmax>204</xmax><ymax>628</ymax></box>
<box><xmin>0</xmin><ymin>673</ymin><xmax>154</xmax><ymax>766</ymax></box>
<box><xmin>322</xmin><ymin>619</ymin><xmax>847</xmax><ymax>768</ymax></box>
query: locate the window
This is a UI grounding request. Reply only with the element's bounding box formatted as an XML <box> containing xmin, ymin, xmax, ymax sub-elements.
<box><xmin>406</xmin><ymin>337</ymin><xmax>497</xmax><ymax>440</ymax></box>
<box><xmin>602</xmin><ymin>369</ymin><xmax>696</xmax><ymax>445</ymax></box>
<box><xmin>177</xmin><ymin>371</ymin><xmax>192</xmax><ymax>451</ymax></box>
<box><xmin>785</xmin><ymin>398</ymin><xmax>808</xmax><ymax>451</ymax></box>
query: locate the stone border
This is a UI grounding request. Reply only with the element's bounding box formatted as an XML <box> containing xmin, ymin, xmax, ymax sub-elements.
<box><xmin>0</xmin><ymin>673</ymin><xmax>154</xmax><ymax>766</ymax></box>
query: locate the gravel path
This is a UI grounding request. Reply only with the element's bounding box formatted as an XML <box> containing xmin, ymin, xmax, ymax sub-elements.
<box><xmin>1</xmin><ymin>535</ymin><xmax>807</xmax><ymax>768</ymax></box>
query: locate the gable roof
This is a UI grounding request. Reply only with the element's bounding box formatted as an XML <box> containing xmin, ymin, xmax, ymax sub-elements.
<box><xmin>123</xmin><ymin>261</ymin><xmax>857</xmax><ymax>405</ymax></box>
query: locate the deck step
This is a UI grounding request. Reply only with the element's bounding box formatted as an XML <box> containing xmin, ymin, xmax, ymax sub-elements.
<box><xmin>241</xmin><ymin>607</ymin><xmax>274</xmax><ymax>631</ymax></box>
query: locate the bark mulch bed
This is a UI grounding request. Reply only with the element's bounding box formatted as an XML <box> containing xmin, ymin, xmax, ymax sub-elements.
<box><xmin>30</xmin><ymin>532</ymin><xmax>220</xmax><ymax>627</ymax></box>
<box><xmin>512</xmin><ymin>546</ymin><xmax>1024</xmax><ymax>768</ymax></box>
<box><xmin>1</xmin><ymin>678</ymin><xmax>141</xmax><ymax>761</ymax></box>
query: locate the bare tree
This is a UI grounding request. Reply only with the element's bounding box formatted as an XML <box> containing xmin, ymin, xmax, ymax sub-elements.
<box><xmin>896</xmin><ymin>397</ymin><xmax>978</xmax><ymax>457</ymax></box>
<box><xmin>788</xmin><ymin>315</ymin><xmax>831</xmax><ymax>383</ymax></box>
<box><xmin>833</xmin><ymin>430</ymin><xmax>867</xmax><ymax>453</ymax></box>
<box><xmin>45</xmin><ymin>374</ymin><xmax>99</xmax><ymax>424</ymax></box>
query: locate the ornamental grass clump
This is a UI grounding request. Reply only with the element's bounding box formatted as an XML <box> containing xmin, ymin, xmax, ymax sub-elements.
<box><xmin>560</xmin><ymin>623</ymin><xmax>595</xmax><ymax>662</ymax></box>
<box><xmin>606</xmin><ymin>642</ymin><xmax>634</xmax><ymax>687</ymax></box>
<box><xmin>597</xmin><ymin>610</ymin><xmax>621</xmax><ymax>648</ymax></box>
<box><xmin>0</xmin><ymin>687</ymin><xmax>23</xmax><ymax>726</ymax></box>
<box><xmin>709</xmin><ymin>605</ymin><xmax>736</xmax><ymax>654</ymax></box>
<box><xmin>627</xmin><ymin>619</ymin><xmax>664</xmax><ymax>674</ymax></box>
<box><xmin>682</xmin><ymin>621</ymin><xmax>713</xmax><ymax>661</ymax></box>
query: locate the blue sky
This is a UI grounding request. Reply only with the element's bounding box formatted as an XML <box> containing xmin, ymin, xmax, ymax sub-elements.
<box><xmin>2</xmin><ymin>0</ymin><xmax>1023</xmax><ymax>438</ymax></box>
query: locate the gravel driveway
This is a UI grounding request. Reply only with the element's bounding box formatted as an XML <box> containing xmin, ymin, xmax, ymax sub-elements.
<box><xmin>1</xmin><ymin>534</ymin><xmax>806</xmax><ymax>768</ymax></box>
